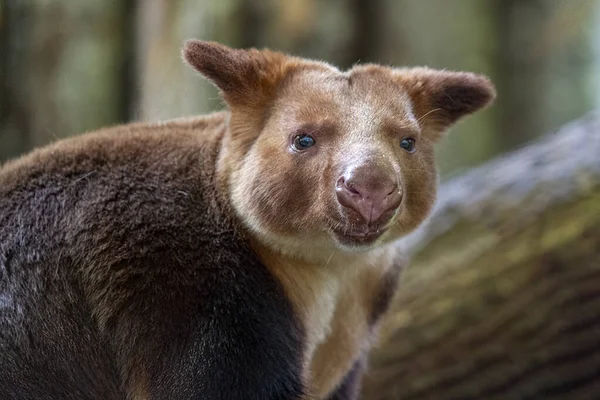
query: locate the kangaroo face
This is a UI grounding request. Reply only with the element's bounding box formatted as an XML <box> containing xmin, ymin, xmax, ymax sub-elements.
<box><xmin>183</xmin><ymin>41</ymin><xmax>495</xmax><ymax>259</ymax></box>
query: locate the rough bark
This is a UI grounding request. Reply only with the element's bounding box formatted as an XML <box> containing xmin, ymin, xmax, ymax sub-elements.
<box><xmin>363</xmin><ymin>113</ymin><xmax>600</xmax><ymax>400</ymax></box>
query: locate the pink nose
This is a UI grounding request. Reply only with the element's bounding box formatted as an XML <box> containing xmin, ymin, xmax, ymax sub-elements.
<box><xmin>336</xmin><ymin>166</ymin><xmax>402</xmax><ymax>224</ymax></box>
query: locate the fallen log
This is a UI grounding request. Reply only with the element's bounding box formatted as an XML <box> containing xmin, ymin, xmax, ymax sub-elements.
<box><xmin>363</xmin><ymin>113</ymin><xmax>600</xmax><ymax>400</ymax></box>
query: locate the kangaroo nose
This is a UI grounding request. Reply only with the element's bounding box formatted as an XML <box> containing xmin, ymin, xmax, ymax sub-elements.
<box><xmin>336</xmin><ymin>166</ymin><xmax>402</xmax><ymax>224</ymax></box>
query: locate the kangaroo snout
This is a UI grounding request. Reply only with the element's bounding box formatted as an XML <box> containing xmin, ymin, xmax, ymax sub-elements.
<box><xmin>335</xmin><ymin>164</ymin><xmax>402</xmax><ymax>225</ymax></box>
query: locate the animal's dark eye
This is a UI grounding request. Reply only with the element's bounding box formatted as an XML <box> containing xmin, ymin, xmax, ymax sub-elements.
<box><xmin>292</xmin><ymin>134</ymin><xmax>316</xmax><ymax>151</ymax></box>
<box><xmin>400</xmin><ymin>138</ymin><xmax>416</xmax><ymax>153</ymax></box>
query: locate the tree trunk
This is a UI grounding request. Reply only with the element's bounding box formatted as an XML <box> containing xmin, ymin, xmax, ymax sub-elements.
<box><xmin>0</xmin><ymin>0</ymin><xmax>131</xmax><ymax>162</ymax></box>
<box><xmin>490</xmin><ymin>0</ymin><xmax>596</xmax><ymax>154</ymax></box>
<box><xmin>363</xmin><ymin>113</ymin><xmax>600</xmax><ymax>400</ymax></box>
<box><xmin>133</xmin><ymin>0</ymin><xmax>240</xmax><ymax>121</ymax></box>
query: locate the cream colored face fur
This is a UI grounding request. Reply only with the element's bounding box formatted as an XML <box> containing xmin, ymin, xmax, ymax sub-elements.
<box><xmin>229</xmin><ymin>67</ymin><xmax>437</xmax><ymax>261</ymax></box>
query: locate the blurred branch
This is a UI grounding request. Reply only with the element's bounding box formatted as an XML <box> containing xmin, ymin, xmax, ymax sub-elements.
<box><xmin>363</xmin><ymin>113</ymin><xmax>600</xmax><ymax>399</ymax></box>
<box><xmin>491</xmin><ymin>0</ymin><xmax>552</xmax><ymax>149</ymax></box>
<box><xmin>345</xmin><ymin>0</ymin><xmax>384</xmax><ymax>66</ymax></box>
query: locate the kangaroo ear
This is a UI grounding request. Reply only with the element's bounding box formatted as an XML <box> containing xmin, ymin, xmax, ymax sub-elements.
<box><xmin>395</xmin><ymin>67</ymin><xmax>496</xmax><ymax>137</ymax></box>
<box><xmin>182</xmin><ymin>40</ymin><xmax>289</xmax><ymax>107</ymax></box>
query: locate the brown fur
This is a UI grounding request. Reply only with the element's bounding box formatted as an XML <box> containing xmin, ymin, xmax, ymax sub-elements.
<box><xmin>0</xmin><ymin>40</ymin><xmax>495</xmax><ymax>399</ymax></box>
<box><xmin>183</xmin><ymin>40</ymin><xmax>494</xmax><ymax>397</ymax></box>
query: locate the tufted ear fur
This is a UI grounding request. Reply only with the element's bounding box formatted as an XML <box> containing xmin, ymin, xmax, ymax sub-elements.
<box><xmin>395</xmin><ymin>67</ymin><xmax>496</xmax><ymax>137</ymax></box>
<box><xmin>182</xmin><ymin>40</ymin><xmax>290</xmax><ymax>108</ymax></box>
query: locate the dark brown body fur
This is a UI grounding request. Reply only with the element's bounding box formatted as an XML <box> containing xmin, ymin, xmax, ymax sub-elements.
<box><xmin>0</xmin><ymin>41</ymin><xmax>494</xmax><ymax>399</ymax></box>
<box><xmin>0</xmin><ymin>115</ymin><xmax>309</xmax><ymax>399</ymax></box>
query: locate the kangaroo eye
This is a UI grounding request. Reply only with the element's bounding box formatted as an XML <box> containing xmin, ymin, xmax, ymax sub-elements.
<box><xmin>400</xmin><ymin>138</ymin><xmax>416</xmax><ymax>153</ymax></box>
<box><xmin>292</xmin><ymin>134</ymin><xmax>316</xmax><ymax>151</ymax></box>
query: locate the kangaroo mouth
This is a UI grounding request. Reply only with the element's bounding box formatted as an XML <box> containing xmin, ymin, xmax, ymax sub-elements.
<box><xmin>330</xmin><ymin>224</ymin><xmax>389</xmax><ymax>247</ymax></box>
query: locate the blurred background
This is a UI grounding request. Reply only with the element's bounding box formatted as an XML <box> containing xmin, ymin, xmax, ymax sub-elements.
<box><xmin>1</xmin><ymin>2</ymin><xmax>600</xmax><ymax>399</ymax></box>
<box><xmin>0</xmin><ymin>0</ymin><xmax>598</xmax><ymax>177</ymax></box>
